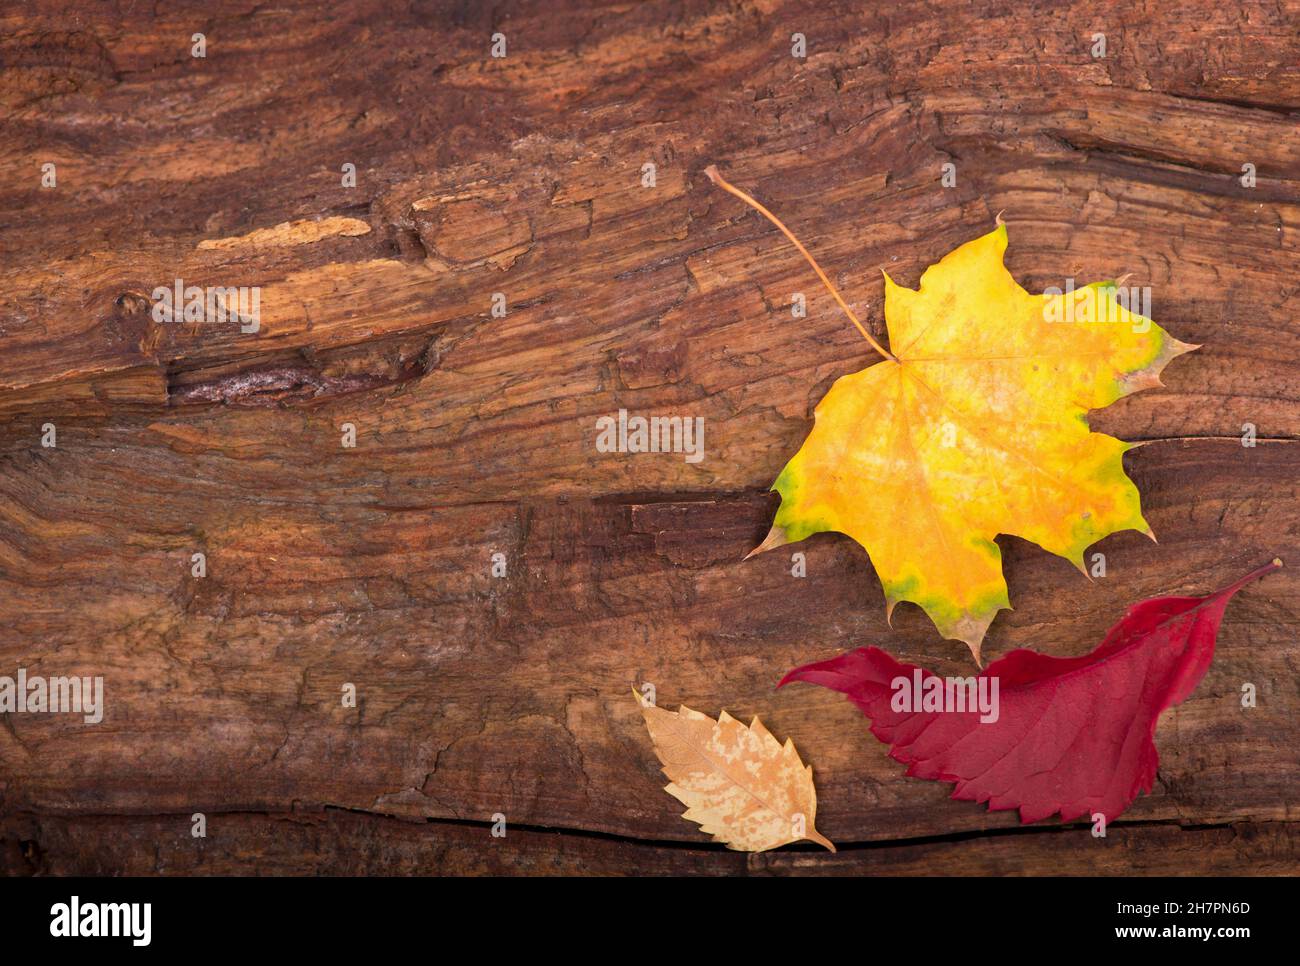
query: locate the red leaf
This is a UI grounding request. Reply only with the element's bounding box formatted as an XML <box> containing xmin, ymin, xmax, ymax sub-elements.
<box><xmin>780</xmin><ymin>561</ymin><xmax>1282</xmax><ymax>824</ymax></box>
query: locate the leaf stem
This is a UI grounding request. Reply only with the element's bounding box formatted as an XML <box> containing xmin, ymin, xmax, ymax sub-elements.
<box><xmin>1215</xmin><ymin>558</ymin><xmax>1283</xmax><ymax>599</ymax></box>
<box><xmin>704</xmin><ymin>165</ymin><xmax>897</xmax><ymax>363</ymax></box>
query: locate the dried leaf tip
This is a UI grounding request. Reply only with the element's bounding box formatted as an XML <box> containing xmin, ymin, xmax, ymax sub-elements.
<box><xmin>805</xmin><ymin>828</ymin><xmax>838</xmax><ymax>853</ymax></box>
<box><xmin>744</xmin><ymin>525</ymin><xmax>788</xmax><ymax>561</ymax></box>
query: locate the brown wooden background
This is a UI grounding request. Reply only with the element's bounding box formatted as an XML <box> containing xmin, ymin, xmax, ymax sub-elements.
<box><xmin>1</xmin><ymin>0</ymin><xmax>1297</xmax><ymax>875</ymax></box>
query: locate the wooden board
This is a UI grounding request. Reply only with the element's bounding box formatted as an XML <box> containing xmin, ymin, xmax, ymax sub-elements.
<box><xmin>1</xmin><ymin>0</ymin><xmax>1297</xmax><ymax>875</ymax></box>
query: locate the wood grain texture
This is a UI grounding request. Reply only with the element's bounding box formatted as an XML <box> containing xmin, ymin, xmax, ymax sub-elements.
<box><xmin>4</xmin><ymin>812</ymin><xmax>1297</xmax><ymax>876</ymax></box>
<box><xmin>0</xmin><ymin>0</ymin><xmax>1297</xmax><ymax>875</ymax></box>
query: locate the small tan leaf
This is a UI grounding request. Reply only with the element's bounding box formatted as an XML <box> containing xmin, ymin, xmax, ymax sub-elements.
<box><xmin>634</xmin><ymin>689</ymin><xmax>835</xmax><ymax>852</ymax></box>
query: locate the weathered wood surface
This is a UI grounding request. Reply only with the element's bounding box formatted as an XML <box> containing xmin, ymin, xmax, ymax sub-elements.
<box><xmin>0</xmin><ymin>0</ymin><xmax>1297</xmax><ymax>875</ymax></box>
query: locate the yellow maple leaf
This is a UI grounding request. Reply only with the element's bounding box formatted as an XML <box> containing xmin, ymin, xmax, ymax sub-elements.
<box><xmin>708</xmin><ymin>167</ymin><xmax>1196</xmax><ymax>663</ymax></box>
<box><xmin>634</xmin><ymin>689</ymin><xmax>835</xmax><ymax>852</ymax></box>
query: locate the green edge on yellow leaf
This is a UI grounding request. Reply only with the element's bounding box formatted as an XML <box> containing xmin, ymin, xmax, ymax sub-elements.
<box><xmin>753</xmin><ymin>222</ymin><xmax>1196</xmax><ymax>663</ymax></box>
